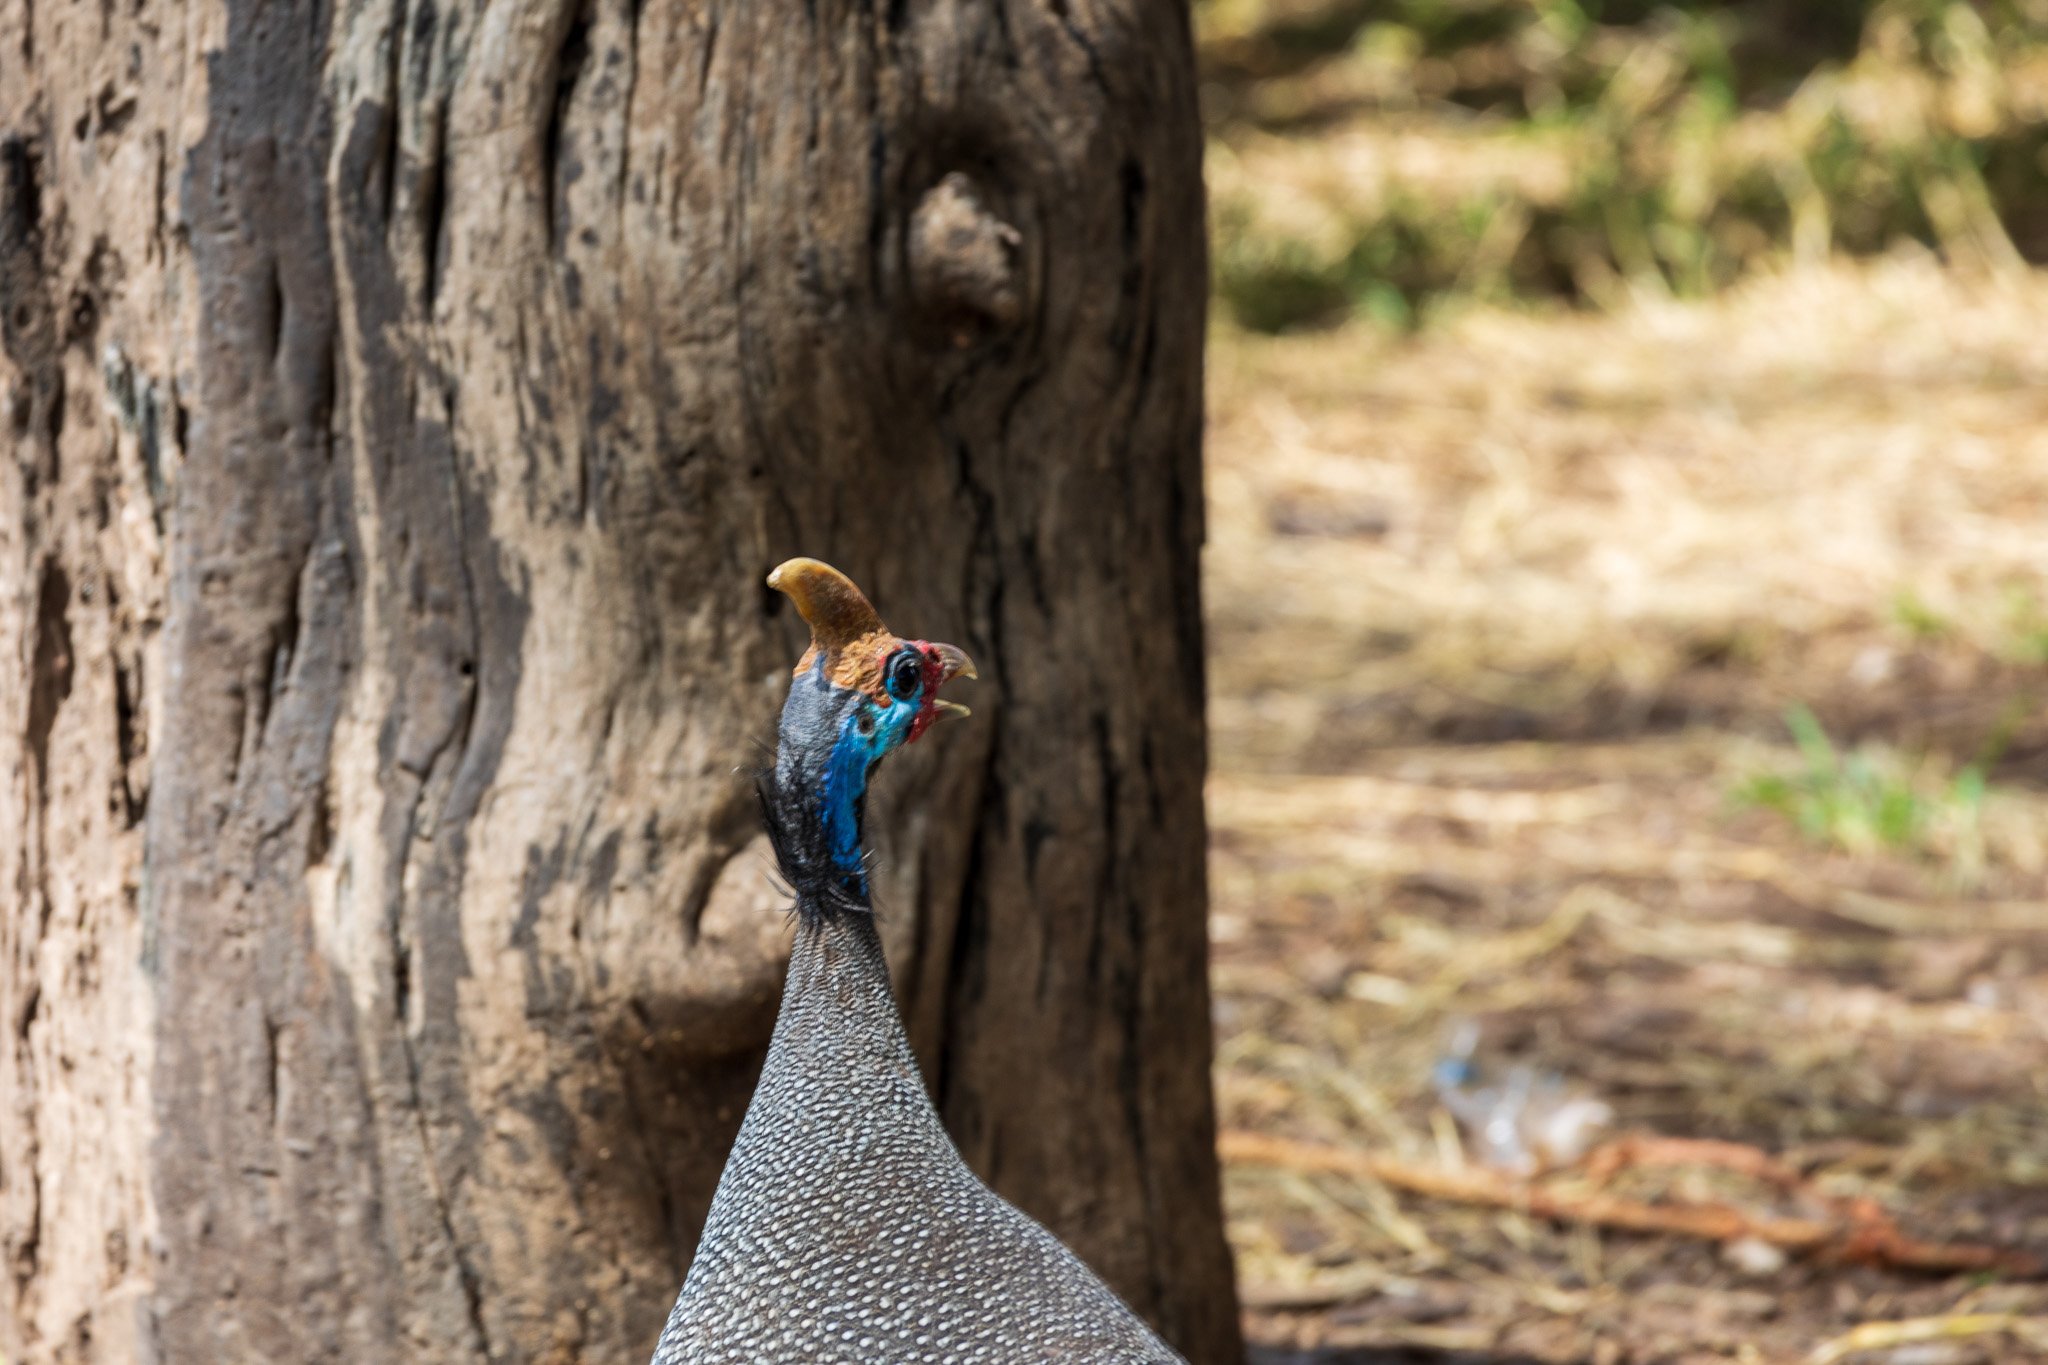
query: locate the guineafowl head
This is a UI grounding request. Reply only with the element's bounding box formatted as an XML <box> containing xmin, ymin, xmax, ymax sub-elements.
<box><xmin>763</xmin><ymin>557</ymin><xmax>974</xmax><ymax>908</ymax></box>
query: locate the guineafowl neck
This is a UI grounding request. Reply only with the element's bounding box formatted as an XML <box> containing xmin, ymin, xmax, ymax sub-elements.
<box><xmin>762</xmin><ymin>904</ymin><xmax>930</xmax><ymax>1116</ymax></box>
<box><xmin>783</xmin><ymin>903</ymin><xmax>897</xmax><ymax>1016</ymax></box>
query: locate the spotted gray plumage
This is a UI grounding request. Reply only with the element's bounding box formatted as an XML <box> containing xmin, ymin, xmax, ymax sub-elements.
<box><xmin>650</xmin><ymin>909</ymin><xmax>1182</xmax><ymax>1363</ymax></box>
<box><xmin>649</xmin><ymin>572</ymin><xmax>1185</xmax><ymax>1364</ymax></box>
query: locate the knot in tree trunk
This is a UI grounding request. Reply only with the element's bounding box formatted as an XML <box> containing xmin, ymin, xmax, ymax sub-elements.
<box><xmin>907</xmin><ymin>171</ymin><xmax>1025</xmax><ymax>347</ymax></box>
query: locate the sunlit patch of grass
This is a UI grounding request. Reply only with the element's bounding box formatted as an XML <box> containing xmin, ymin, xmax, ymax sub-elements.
<box><xmin>1211</xmin><ymin>191</ymin><xmax>1527</xmax><ymax>331</ymax></box>
<box><xmin>1203</xmin><ymin>0</ymin><xmax>2048</xmax><ymax>329</ymax></box>
<box><xmin>1733</xmin><ymin>704</ymin><xmax>2002</xmax><ymax>873</ymax></box>
<box><xmin>1891</xmin><ymin>588</ymin><xmax>1951</xmax><ymax>640</ymax></box>
<box><xmin>1999</xmin><ymin>585</ymin><xmax>2048</xmax><ymax>664</ymax></box>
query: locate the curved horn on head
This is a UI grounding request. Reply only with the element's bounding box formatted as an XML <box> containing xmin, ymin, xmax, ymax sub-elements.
<box><xmin>768</xmin><ymin>557</ymin><xmax>889</xmax><ymax>673</ymax></box>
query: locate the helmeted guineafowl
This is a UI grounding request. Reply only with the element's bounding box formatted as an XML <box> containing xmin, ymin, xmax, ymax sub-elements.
<box><xmin>650</xmin><ymin>557</ymin><xmax>1186</xmax><ymax>1365</ymax></box>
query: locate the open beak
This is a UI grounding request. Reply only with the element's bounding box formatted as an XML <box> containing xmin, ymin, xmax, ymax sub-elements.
<box><xmin>928</xmin><ymin>641</ymin><xmax>977</xmax><ymax>720</ymax></box>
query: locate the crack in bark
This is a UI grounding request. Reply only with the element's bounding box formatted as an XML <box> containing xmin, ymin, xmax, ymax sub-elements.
<box><xmin>259</xmin><ymin>256</ymin><xmax>285</xmax><ymax>365</ymax></box>
<box><xmin>262</xmin><ymin>1012</ymin><xmax>283</xmax><ymax>1127</ymax></box>
<box><xmin>1048</xmin><ymin>0</ymin><xmax>1107</xmax><ymax>91</ymax></box>
<box><xmin>420</xmin><ymin>106</ymin><xmax>449</xmax><ymax>309</ymax></box>
<box><xmin>385</xmin><ymin>378</ymin><xmax>495</xmax><ymax>1363</ymax></box>
<box><xmin>9</xmin><ymin>980</ymin><xmax>42</xmax><ymax>1320</ymax></box>
<box><xmin>696</xmin><ymin>5</ymin><xmax>718</xmax><ymax>98</ymax></box>
<box><xmin>388</xmin><ymin>781</ymin><xmax>482</xmax><ymax>1356</ymax></box>
<box><xmin>152</xmin><ymin>131</ymin><xmax>168</xmax><ymax>266</ymax></box>
<box><xmin>379</xmin><ymin>0</ymin><xmax>408</xmax><ymax>227</ymax></box>
<box><xmin>618</xmin><ymin>0</ymin><xmax>641</xmax><ymax>233</ymax></box>
<box><xmin>932</xmin><ymin>718</ymin><xmax>1000</xmax><ymax>1128</ymax></box>
<box><xmin>251</xmin><ymin>551</ymin><xmax>308</xmax><ymax>771</ymax></box>
<box><xmin>113</xmin><ymin>650</ymin><xmax>145</xmax><ymax>825</ymax></box>
<box><xmin>1096</xmin><ymin>714</ymin><xmax>1172</xmax><ymax>1324</ymax></box>
<box><xmin>929</xmin><ymin>461</ymin><xmax>1008</xmax><ymax>1128</ymax></box>
<box><xmin>387</xmin><ymin>736</ymin><xmax>491</xmax><ymax>1362</ymax></box>
<box><xmin>22</xmin><ymin>554</ymin><xmax>75</xmax><ymax>1322</ymax></box>
<box><xmin>543</xmin><ymin>0</ymin><xmax>594</xmax><ymax>255</ymax></box>
<box><xmin>27</xmin><ymin>561</ymin><xmax>75</xmax><ymax>835</ymax></box>
<box><xmin>1</xmin><ymin>131</ymin><xmax>66</xmax><ymax>473</ymax></box>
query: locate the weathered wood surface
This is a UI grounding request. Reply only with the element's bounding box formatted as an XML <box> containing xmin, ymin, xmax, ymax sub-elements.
<box><xmin>0</xmin><ymin>0</ymin><xmax>1237</xmax><ymax>1360</ymax></box>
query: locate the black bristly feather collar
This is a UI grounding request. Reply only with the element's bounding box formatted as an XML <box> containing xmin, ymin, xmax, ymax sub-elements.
<box><xmin>756</xmin><ymin>764</ymin><xmax>873</xmax><ymax>920</ymax></box>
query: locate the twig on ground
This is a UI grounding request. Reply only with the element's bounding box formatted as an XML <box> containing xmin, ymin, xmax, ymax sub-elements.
<box><xmin>1237</xmin><ymin>1263</ymin><xmax>1396</xmax><ymax>1310</ymax></box>
<box><xmin>1220</xmin><ymin>1130</ymin><xmax>2044</xmax><ymax>1278</ymax></box>
<box><xmin>1806</xmin><ymin>1313</ymin><xmax>2048</xmax><ymax>1365</ymax></box>
<box><xmin>1583</xmin><ymin>1134</ymin><xmax>1806</xmax><ymax>1191</ymax></box>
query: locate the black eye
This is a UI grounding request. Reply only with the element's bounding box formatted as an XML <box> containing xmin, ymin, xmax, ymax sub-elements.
<box><xmin>885</xmin><ymin>648</ymin><xmax>922</xmax><ymax>701</ymax></box>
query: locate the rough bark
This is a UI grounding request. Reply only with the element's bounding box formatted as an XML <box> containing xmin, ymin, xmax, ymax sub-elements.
<box><xmin>0</xmin><ymin>0</ymin><xmax>1236</xmax><ymax>1362</ymax></box>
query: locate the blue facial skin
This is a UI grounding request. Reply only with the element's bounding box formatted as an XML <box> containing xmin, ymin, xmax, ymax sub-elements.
<box><xmin>777</xmin><ymin>648</ymin><xmax>927</xmax><ymax>900</ymax></box>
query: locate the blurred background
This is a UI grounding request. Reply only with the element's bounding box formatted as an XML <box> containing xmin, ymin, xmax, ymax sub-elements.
<box><xmin>1194</xmin><ymin>2</ymin><xmax>2048</xmax><ymax>1360</ymax></box>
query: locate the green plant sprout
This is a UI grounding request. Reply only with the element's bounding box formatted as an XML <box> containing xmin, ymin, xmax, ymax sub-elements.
<box><xmin>1735</xmin><ymin>703</ymin><xmax>2007</xmax><ymax>878</ymax></box>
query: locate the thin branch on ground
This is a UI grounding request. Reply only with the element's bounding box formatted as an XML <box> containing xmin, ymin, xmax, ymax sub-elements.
<box><xmin>1582</xmin><ymin>1134</ymin><xmax>1806</xmax><ymax>1191</ymax></box>
<box><xmin>1220</xmin><ymin>1130</ymin><xmax>2044</xmax><ymax>1278</ymax></box>
<box><xmin>1807</xmin><ymin>1313</ymin><xmax>2048</xmax><ymax>1365</ymax></box>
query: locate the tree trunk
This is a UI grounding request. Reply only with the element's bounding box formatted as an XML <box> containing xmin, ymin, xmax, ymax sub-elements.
<box><xmin>0</xmin><ymin>0</ymin><xmax>1237</xmax><ymax>1361</ymax></box>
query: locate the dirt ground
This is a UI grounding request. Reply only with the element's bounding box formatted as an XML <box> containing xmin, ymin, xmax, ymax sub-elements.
<box><xmin>1202</xmin><ymin>257</ymin><xmax>2048</xmax><ymax>1364</ymax></box>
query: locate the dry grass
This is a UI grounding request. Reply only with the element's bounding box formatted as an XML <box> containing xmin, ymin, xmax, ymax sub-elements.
<box><xmin>1203</xmin><ymin>0</ymin><xmax>2048</xmax><ymax>325</ymax></box>
<box><xmin>1204</xmin><ymin>256</ymin><xmax>2048</xmax><ymax>1363</ymax></box>
<box><xmin>1209</xmin><ymin>252</ymin><xmax>2048</xmax><ymax>770</ymax></box>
